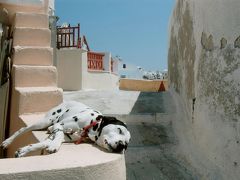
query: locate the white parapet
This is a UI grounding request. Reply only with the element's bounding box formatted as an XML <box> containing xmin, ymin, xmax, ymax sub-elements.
<box><xmin>0</xmin><ymin>143</ymin><xmax>126</xmax><ymax>180</ymax></box>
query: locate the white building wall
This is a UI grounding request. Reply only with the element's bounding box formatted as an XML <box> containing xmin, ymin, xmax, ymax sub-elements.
<box><xmin>57</xmin><ymin>49</ymin><xmax>119</xmax><ymax>91</ymax></box>
<box><xmin>57</xmin><ymin>49</ymin><xmax>85</xmax><ymax>91</ymax></box>
<box><xmin>82</xmin><ymin>71</ymin><xmax>119</xmax><ymax>90</ymax></box>
<box><xmin>103</xmin><ymin>52</ymin><xmax>111</xmax><ymax>71</ymax></box>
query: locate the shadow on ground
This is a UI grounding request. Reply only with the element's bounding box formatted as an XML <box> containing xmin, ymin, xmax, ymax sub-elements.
<box><xmin>130</xmin><ymin>92</ymin><xmax>176</xmax><ymax>114</ymax></box>
<box><xmin>125</xmin><ymin>91</ymin><xmax>199</xmax><ymax>180</ymax></box>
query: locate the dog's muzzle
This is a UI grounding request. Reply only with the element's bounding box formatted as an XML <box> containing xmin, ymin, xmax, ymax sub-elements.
<box><xmin>108</xmin><ymin>141</ymin><xmax>128</xmax><ymax>153</ymax></box>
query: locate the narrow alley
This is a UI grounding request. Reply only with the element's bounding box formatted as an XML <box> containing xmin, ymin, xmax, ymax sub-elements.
<box><xmin>64</xmin><ymin>90</ymin><xmax>199</xmax><ymax>180</ymax></box>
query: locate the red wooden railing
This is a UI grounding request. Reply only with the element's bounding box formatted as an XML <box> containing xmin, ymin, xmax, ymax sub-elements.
<box><xmin>87</xmin><ymin>52</ymin><xmax>104</xmax><ymax>71</ymax></box>
<box><xmin>57</xmin><ymin>23</ymin><xmax>80</xmax><ymax>49</ymax></box>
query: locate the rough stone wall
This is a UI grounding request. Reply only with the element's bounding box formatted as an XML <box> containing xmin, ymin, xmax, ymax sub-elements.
<box><xmin>168</xmin><ymin>0</ymin><xmax>240</xmax><ymax>179</ymax></box>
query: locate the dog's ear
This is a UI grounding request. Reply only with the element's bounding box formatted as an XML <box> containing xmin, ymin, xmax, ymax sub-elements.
<box><xmin>98</xmin><ymin>116</ymin><xmax>127</xmax><ymax>137</ymax></box>
<box><xmin>102</xmin><ymin>116</ymin><xmax>117</xmax><ymax>122</ymax></box>
<box><xmin>100</xmin><ymin>116</ymin><xmax>127</xmax><ymax>129</ymax></box>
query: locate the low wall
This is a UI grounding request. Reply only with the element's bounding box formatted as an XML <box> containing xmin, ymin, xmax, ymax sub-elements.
<box><xmin>119</xmin><ymin>78</ymin><xmax>168</xmax><ymax>92</ymax></box>
<box><xmin>0</xmin><ymin>144</ymin><xmax>126</xmax><ymax>180</ymax></box>
<box><xmin>83</xmin><ymin>70</ymin><xmax>119</xmax><ymax>90</ymax></box>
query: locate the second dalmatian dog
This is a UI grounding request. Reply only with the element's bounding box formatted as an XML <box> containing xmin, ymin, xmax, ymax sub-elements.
<box><xmin>1</xmin><ymin>101</ymin><xmax>131</xmax><ymax>157</ymax></box>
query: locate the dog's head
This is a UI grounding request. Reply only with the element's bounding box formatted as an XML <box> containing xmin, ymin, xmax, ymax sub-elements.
<box><xmin>93</xmin><ymin>116</ymin><xmax>131</xmax><ymax>153</ymax></box>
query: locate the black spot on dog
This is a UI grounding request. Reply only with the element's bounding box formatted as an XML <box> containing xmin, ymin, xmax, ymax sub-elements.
<box><xmin>52</xmin><ymin>112</ymin><xmax>56</xmax><ymax>115</ymax></box>
<box><xmin>95</xmin><ymin>136</ymin><xmax>98</xmax><ymax>141</ymax></box>
<box><xmin>90</xmin><ymin>120</ymin><xmax>93</xmax><ymax>124</ymax></box>
<box><xmin>93</xmin><ymin>123</ymin><xmax>98</xmax><ymax>131</ymax></box>
<box><xmin>94</xmin><ymin>110</ymin><xmax>100</xmax><ymax>114</ymax></box>
<box><xmin>91</xmin><ymin>113</ymin><xmax>94</xmax><ymax>116</ymax></box>
<box><xmin>73</xmin><ymin>116</ymin><xmax>78</xmax><ymax>121</ymax></box>
<box><xmin>96</xmin><ymin>115</ymin><xmax>103</xmax><ymax>121</ymax></box>
<box><xmin>57</xmin><ymin>120</ymin><xmax>60</xmax><ymax>123</ymax></box>
<box><xmin>66</xmin><ymin>109</ymin><xmax>69</xmax><ymax>112</ymax></box>
<box><xmin>57</xmin><ymin>109</ymin><xmax>62</xmax><ymax>113</ymax></box>
<box><xmin>60</xmin><ymin>122</ymin><xmax>64</xmax><ymax>125</ymax></box>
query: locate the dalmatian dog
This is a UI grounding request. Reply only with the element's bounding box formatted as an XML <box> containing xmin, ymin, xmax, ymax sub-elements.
<box><xmin>1</xmin><ymin>101</ymin><xmax>131</xmax><ymax>157</ymax></box>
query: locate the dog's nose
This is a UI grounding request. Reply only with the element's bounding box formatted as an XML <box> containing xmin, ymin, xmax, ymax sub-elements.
<box><xmin>113</xmin><ymin>141</ymin><xmax>127</xmax><ymax>153</ymax></box>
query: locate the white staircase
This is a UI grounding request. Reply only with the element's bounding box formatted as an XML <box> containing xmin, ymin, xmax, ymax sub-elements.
<box><xmin>8</xmin><ymin>11</ymin><xmax>63</xmax><ymax>157</ymax></box>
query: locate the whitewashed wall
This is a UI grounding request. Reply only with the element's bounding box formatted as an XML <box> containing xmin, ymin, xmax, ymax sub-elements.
<box><xmin>57</xmin><ymin>49</ymin><xmax>119</xmax><ymax>91</ymax></box>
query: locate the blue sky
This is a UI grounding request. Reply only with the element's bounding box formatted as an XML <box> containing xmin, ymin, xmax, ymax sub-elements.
<box><xmin>56</xmin><ymin>0</ymin><xmax>175</xmax><ymax>71</ymax></box>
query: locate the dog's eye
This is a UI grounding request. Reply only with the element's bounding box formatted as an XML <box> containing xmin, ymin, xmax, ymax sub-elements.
<box><xmin>118</xmin><ymin>128</ymin><xmax>123</xmax><ymax>134</ymax></box>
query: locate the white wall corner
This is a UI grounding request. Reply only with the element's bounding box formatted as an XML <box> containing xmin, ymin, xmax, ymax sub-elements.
<box><xmin>103</xmin><ymin>52</ymin><xmax>111</xmax><ymax>72</ymax></box>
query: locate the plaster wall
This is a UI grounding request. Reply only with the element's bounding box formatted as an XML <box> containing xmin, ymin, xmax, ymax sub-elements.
<box><xmin>82</xmin><ymin>70</ymin><xmax>119</xmax><ymax>90</ymax></box>
<box><xmin>57</xmin><ymin>49</ymin><xmax>85</xmax><ymax>91</ymax></box>
<box><xmin>57</xmin><ymin>49</ymin><xmax>119</xmax><ymax>91</ymax></box>
<box><xmin>168</xmin><ymin>0</ymin><xmax>240</xmax><ymax>179</ymax></box>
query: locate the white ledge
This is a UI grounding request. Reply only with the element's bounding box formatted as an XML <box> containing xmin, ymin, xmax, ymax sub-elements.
<box><xmin>0</xmin><ymin>144</ymin><xmax>126</xmax><ymax>180</ymax></box>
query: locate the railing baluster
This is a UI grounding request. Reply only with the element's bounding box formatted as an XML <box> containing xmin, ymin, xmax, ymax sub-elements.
<box><xmin>56</xmin><ymin>24</ymin><xmax>81</xmax><ymax>49</ymax></box>
<box><xmin>87</xmin><ymin>52</ymin><xmax>104</xmax><ymax>71</ymax></box>
<box><xmin>73</xmin><ymin>28</ymin><xmax>75</xmax><ymax>47</ymax></box>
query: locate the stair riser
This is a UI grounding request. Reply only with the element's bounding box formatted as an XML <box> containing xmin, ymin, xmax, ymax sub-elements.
<box><xmin>13</xmin><ymin>28</ymin><xmax>51</xmax><ymax>47</ymax></box>
<box><xmin>13</xmin><ymin>65</ymin><xmax>57</xmax><ymax>87</ymax></box>
<box><xmin>14</xmin><ymin>88</ymin><xmax>63</xmax><ymax>115</ymax></box>
<box><xmin>13</xmin><ymin>47</ymin><xmax>53</xmax><ymax>66</ymax></box>
<box><xmin>15</xmin><ymin>13</ymin><xmax>49</xmax><ymax>28</ymax></box>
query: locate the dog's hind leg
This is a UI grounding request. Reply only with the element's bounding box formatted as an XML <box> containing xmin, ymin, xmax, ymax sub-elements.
<box><xmin>1</xmin><ymin>102</ymin><xmax>68</xmax><ymax>149</ymax></box>
<box><xmin>15</xmin><ymin>123</ymin><xmax>64</xmax><ymax>157</ymax></box>
<box><xmin>1</xmin><ymin>116</ymin><xmax>52</xmax><ymax>149</ymax></box>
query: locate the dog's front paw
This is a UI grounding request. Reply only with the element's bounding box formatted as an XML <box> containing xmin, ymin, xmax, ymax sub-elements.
<box><xmin>1</xmin><ymin>138</ymin><xmax>13</xmax><ymax>149</ymax></box>
<box><xmin>46</xmin><ymin>143</ymin><xmax>60</xmax><ymax>154</ymax></box>
<box><xmin>15</xmin><ymin>148</ymin><xmax>27</xmax><ymax>158</ymax></box>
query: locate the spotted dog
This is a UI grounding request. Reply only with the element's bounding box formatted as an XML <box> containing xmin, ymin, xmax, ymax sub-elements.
<box><xmin>1</xmin><ymin>101</ymin><xmax>131</xmax><ymax>157</ymax></box>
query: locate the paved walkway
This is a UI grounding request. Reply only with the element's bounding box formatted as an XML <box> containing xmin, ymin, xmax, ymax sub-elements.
<box><xmin>63</xmin><ymin>90</ymin><xmax>199</xmax><ymax>180</ymax></box>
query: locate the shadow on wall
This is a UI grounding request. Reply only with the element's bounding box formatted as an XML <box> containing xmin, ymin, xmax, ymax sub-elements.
<box><xmin>130</xmin><ymin>91</ymin><xmax>176</xmax><ymax>114</ymax></box>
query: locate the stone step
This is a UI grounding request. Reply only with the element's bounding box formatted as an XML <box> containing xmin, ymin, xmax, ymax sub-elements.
<box><xmin>14</xmin><ymin>12</ymin><xmax>48</xmax><ymax>28</ymax></box>
<box><xmin>12</xmin><ymin>65</ymin><xmax>57</xmax><ymax>87</ymax></box>
<box><xmin>13</xmin><ymin>27</ymin><xmax>50</xmax><ymax>47</ymax></box>
<box><xmin>6</xmin><ymin>114</ymin><xmax>45</xmax><ymax>158</ymax></box>
<box><xmin>13</xmin><ymin>46</ymin><xmax>53</xmax><ymax>66</ymax></box>
<box><xmin>14</xmin><ymin>87</ymin><xmax>63</xmax><ymax>115</ymax></box>
<box><xmin>3</xmin><ymin>113</ymin><xmax>125</xmax><ymax>179</ymax></box>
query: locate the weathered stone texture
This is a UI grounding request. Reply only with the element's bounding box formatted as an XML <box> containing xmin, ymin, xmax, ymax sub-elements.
<box><xmin>168</xmin><ymin>0</ymin><xmax>240</xmax><ymax>179</ymax></box>
<box><xmin>198</xmin><ymin>45</ymin><xmax>240</xmax><ymax>121</ymax></box>
<box><xmin>220</xmin><ymin>37</ymin><xmax>227</xmax><ymax>49</ymax></box>
<box><xmin>168</xmin><ymin>0</ymin><xmax>195</xmax><ymax>100</ymax></box>
<box><xmin>234</xmin><ymin>36</ymin><xmax>240</xmax><ymax>48</ymax></box>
